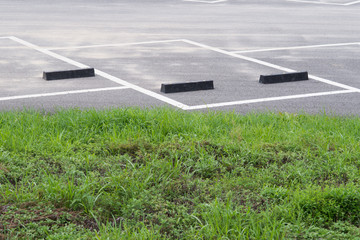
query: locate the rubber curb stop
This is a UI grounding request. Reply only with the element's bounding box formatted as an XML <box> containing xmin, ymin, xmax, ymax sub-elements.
<box><xmin>259</xmin><ymin>71</ymin><xmax>309</xmax><ymax>84</ymax></box>
<box><xmin>43</xmin><ymin>68</ymin><xmax>95</xmax><ymax>80</ymax></box>
<box><xmin>161</xmin><ymin>80</ymin><xmax>214</xmax><ymax>93</ymax></box>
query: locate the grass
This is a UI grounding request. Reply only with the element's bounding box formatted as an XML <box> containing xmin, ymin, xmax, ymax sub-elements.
<box><xmin>0</xmin><ymin>108</ymin><xmax>359</xmax><ymax>239</ymax></box>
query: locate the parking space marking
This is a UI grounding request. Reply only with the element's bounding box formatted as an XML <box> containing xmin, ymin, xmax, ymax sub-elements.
<box><xmin>345</xmin><ymin>0</ymin><xmax>360</xmax><ymax>5</ymax></box>
<box><xmin>287</xmin><ymin>0</ymin><xmax>360</xmax><ymax>5</ymax></box>
<box><xmin>8</xmin><ymin>36</ymin><xmax>189</xmax><ymax>109</ymax></box>
<box><xmin>2</xmin><ymin>36</ymin><xmax>359</xmax><ymax>110</ymax></box>
<box><xmin>10</xmin><ymin>36</ymin><xmax>90</xmax><ymax>69</ymax></box>
<box><xmin>47</xmin><ymin>39</ymin><xmax>185</xmax><ymax>51</ymax></box>
<box><xmin>231</xmin><ymin>42</ymin><xmax>360</xmax><ymax>54</ymax></box>
<box><xmin>183</xmin><ymin>0</ymin><xmax>227</xmax><ymax>3</ymax></box>
<box><xmin>0</xmin><ymin>86</ymin><xmax>130</xmax><ymax>102</ymax></box>
<box><xmin>182</xmin><ymin>39</ymin><xmax>360</xmax><ymax>93</ymax></box>
<box><xmin>187</xmin><ymin>89</ymin><xmax>356</xmax><ymax>110</ymax></box>
<box><xmin>94</xmin><ymin>69</ymin><xmax>189</xmax><ymax>109</ymax></box>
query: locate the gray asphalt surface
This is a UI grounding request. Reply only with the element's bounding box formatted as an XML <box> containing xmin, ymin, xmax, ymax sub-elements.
<box><xmin>0</xmin><ymin>0</ymin><xmax>359</xmax><ymax>114</ymax></box>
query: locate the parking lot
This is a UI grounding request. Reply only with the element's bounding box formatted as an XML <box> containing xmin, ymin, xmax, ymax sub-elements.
<box><xmin>1</xmin><ymin>0</ymin><xmax>359</xmax><ymax>114</ymax></box>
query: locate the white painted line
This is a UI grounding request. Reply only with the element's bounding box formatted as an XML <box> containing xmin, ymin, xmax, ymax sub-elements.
<box><xmin>307</xmin><ymin>75</ymin><xmax>360</xmax><ymax>93</ymax></box>
<box><xmin>344</xmin><ymin>0</ymin><xmax>360</xmax><ymax>5</ymax></box>
<box><xmin>9</xmin><ymin>37</ymin><xmax>189</xmax><ymax>110</ymax></box>
<box><xmin>287</xmin><ymin>0</ymin><xmax>360</xmax><ymax>5</ymax></box>
<box><xmin>10</xmin><ymin>36</ymin><xmax>90</xmax><ymax>69</ymax></box>
<box><xmin>182</xmin><ymin>39</ymin><xmax>293</xmax><ymax>71</ymax></box>
<box><xmin>231</xmin><ymin>42</ymin><xmax>360</xmax><ymax>54</ymax></box>
<box><xmin>47</xmin><ymin>39</ymin><xmax>185</xmax><ymax>51</ymax></box>
<box><xmin>94</xmin><ymin>69</ymin><xmax>190</xmax><ymax>109</ymax></box>
<box><xmin>0</xmin><ymin>36</ymin><xmax>12</xmax><ymax>39</ymax></box>
<box><xmin>183</xmin><ymin>0</ymin><xmax>227</xmax><ymax>3</ymax></box>
<box><xmin>187</xmin><ymin>90</ymin><xmax>356</xmax><ymax>110</ymax></box>
<box><xmin>182</xmin><ymin>39</ymin><xmax>360</xmax><ymax>93</ymax></box>
<box><xmin>287</xmin><ymin>0</ymin><xmax>343</xmax><ymax>6</ymax></box>
<box><xmin>0</xmin><ymin>86</ymin><xmax>130</xmax><ymax>102</ymax></box>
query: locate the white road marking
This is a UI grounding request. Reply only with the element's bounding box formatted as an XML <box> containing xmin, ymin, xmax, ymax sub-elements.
<box><xmin>183</xmin><ymin>0</ymin><xmax>227</xmax><ymax>3</ymax></box>
<box><xmin>9</xmin><ymin>36</ymin><xmax>189</xmax><ymax>110</ymax></box>
<box><xmin>182</xmin><ymin>39</ymin><xmax>360</xmax><ymax>93</ymax></box>
<box><xmin>0</xmin><ymin>36</ymin><xmax>12</xmax><ymax>39</ymax></box>
<box><xmin>47</xmin><ymin>39</ymin><xmax>185</xmax><ymax>51</ymax></box>
<box><xmin>10</xmin><ymin>36</ymin><xmax>90</xmax><ymax>69</ymax></box>
<box><xmin>344</xmin><ymin>0</ymin><xmax>360</xmax><ymax>5</ymax></box>
<box><xmin>287</xmin><ymin>0</ymin><xmax>343</xmax><ymax>5</ymax></box>
<box><xmin>5</xmin><ymin>37</ymin><xmax>359</xmax><ymax>110</ymax></box>
<box><xmin>287</xmin><ymin>0</ymin><xmax>360</xmax><ymax>5</ymax></box>
<box><xmin>231</xmin><ymin>42</ymin><xmax>360</xmax><ymax>54</ymax></box>
<box><xmin>307</xmin><ymin>75</ymin><xmax>360</xmax><ymax>93</ymax></box>
<box><xmin>187</xmin><ymin>90</ymin><xmax>356</xmax><ymax>110</ymax></box>
<box><xmin>94</xmin><ymin>69</ymin><xmax>190</xmax><ymax>109</ymax></box>
<box><xmin>0</xmin><ymin>86</ymin><xmax>130</xmax><ymax>102</ymax></box>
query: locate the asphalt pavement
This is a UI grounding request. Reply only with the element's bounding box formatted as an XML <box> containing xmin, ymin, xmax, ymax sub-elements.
<box><xmin>0</xmin><ymin>0</ymin><xmax>359</xmax><ymax>114</ymax></box>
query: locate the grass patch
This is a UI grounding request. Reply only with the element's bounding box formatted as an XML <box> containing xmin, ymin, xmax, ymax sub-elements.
<box><xmin>0</xmin><ymin>108</ymin><xmax>359</xmax><ymax>239</ymax></box>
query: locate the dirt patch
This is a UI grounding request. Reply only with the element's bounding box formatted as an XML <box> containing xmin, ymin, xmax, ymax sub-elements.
<box><xmin>0</xmin><ymin>202</ymin><xmax>98</xmax><ymax>233</ymax></box>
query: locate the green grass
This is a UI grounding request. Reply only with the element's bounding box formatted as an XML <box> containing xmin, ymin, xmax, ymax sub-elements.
<box><xmin>0</xmin><ymin>108</ymin><xmax>360</xmax><ymax>239</ymax></box>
